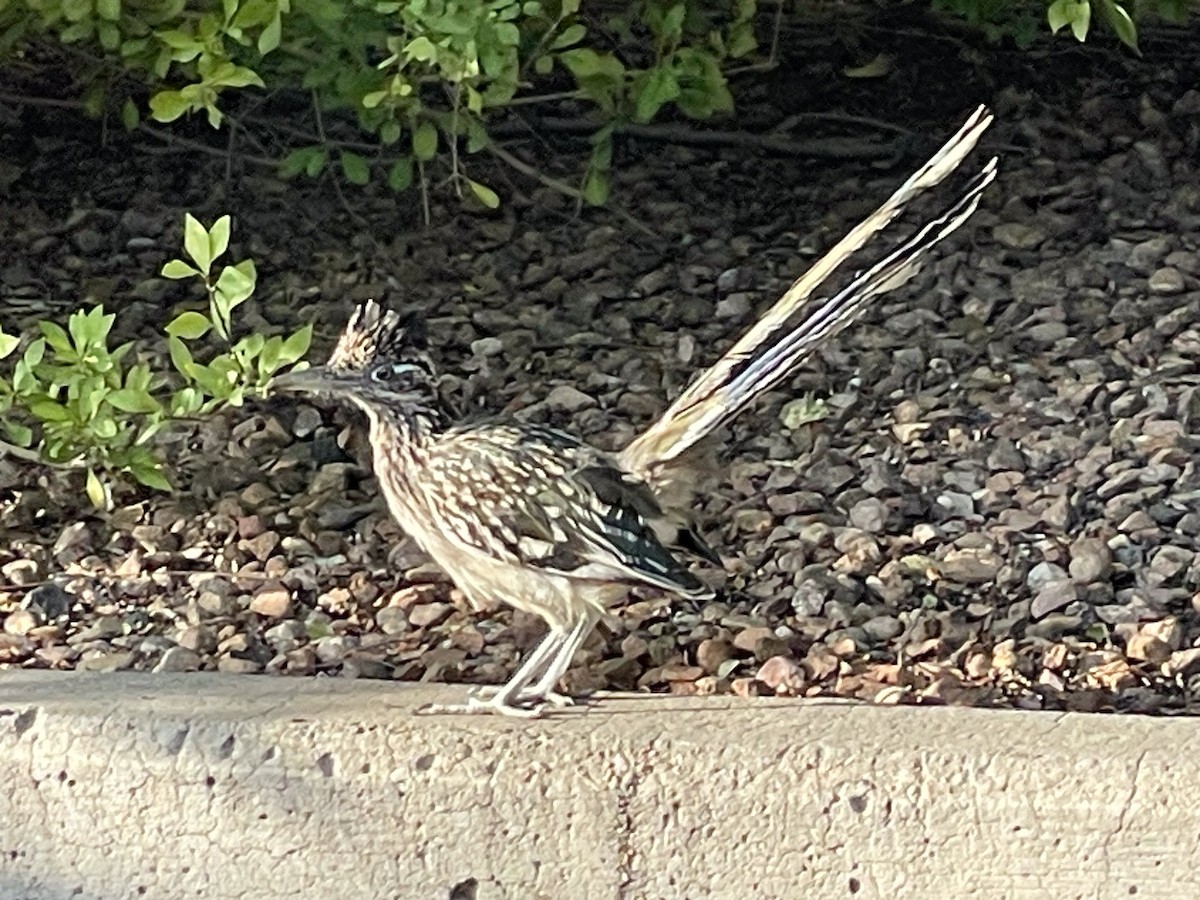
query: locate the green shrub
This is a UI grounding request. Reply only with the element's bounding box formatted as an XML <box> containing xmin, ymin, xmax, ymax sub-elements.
<box><xmin>0</xmin><ymin>214</ymin><xmax>309</xmax><ymax>508</ymax></box>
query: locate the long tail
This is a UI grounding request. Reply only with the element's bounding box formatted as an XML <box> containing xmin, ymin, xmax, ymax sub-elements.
<box><xmin>619</xmin><ymin>105</ymin><xmax>997</xmax><ymax>481</ymax></box>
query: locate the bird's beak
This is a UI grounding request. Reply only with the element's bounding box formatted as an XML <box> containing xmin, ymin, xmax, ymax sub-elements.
<box><xmin>270</xmin><ymin>365</ymin><xmax>338</xmax><ymax>396</ymax></box>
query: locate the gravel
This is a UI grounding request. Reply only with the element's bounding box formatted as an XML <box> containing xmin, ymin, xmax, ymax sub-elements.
<box><xmin>4</xmin><ymin>40</ymin><xmax>1200</xmax><ymax>716</ymax></box>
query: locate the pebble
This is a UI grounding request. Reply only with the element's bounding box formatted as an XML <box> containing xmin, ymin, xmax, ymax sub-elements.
<box><xmin>1148</xmin><ymin>267</ymin><xmax>1185</xmax><ymax>294</ymax></box>
<box><xmin>1069</xmin><ymin>539</ymin><xmax>1112</xmax><ymax>583</ymax></box>
<box><xmin>375</xmin><ymin>607</ymin><xmax>410</xmax><ymax>635</ymax></box>
<box><xmin>249</xmin><ymin>587</ymin><xmax>292</xmax><ymax>618</ymax></box>
<box><xmin>408</xmin><ymin>602</ymin><xmax>453</xmax><ymax>628</ymax></box>
<box><xmin>544</xmin><ymin>385</ymin><xmax>596</xmax><ymax>412</ymax></box>
<box><xmin>1027</xmin><ymin>562</ymin><xmax>1069</xmax><ymax>592</ymax></box>
<box><xmin>153</xmin><ymin>647</ymin><xmax>202</xmax><ymax>673</ymax></box>
<box><xmin>848</xmin><ymin>498</ymin><xmax>887</xmax><ymax>533</ymax></box>
<box><xmin>754</xmin><ymin>655</ymin><xmax>806</xmax><ymax>694</ymax></box>
<box><xmin>938</xmin><ymin>548</ymin><xmax>1002</xmax><ymax>583</ymax></box>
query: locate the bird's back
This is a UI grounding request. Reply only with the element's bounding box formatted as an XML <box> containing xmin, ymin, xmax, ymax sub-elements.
<box><xmin>371</xmin><ymin>417</ymin><xmax>714</xmax><ymax>621</ymax></box>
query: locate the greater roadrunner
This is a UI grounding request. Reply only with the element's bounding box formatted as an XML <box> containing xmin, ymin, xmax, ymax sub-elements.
<box><xmin>272</xmin><ymin>107</ymin><xmax>997</xmax><ymax>717</ymax></box>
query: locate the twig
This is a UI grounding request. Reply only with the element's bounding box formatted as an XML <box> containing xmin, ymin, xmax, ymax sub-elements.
<box><xmin>492</xmin><ymin>117</ymin><xmax>898</xmax><ymax>160</ymax></box>
<box><xmin>485</xmin><ymin>141</ymin><xmax>657</xmax><ymax>239</ymax></box>
<box><xmin>311</xmin><ymin>89</ymin><xmax>369</xmax><ymax>229</ymax></box>
<box><xmin>136</xmin><ymin>123</ymin><xmax>277</xmax><ymax>168</ymax></box>
<box><xmin>0</xmin><ymin>439</ymin><xmax>85</xmax><ymax>469</ymax></box>
<box><xmin>485</xmin><ymin>140</ymin><xmax>584</xmax><ymax>201</ymax></box>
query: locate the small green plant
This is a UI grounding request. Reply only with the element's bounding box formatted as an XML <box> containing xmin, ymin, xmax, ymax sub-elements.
<box><xmin>0</xmin><ymin>213</ymin><xmax>311</xmax><ymax>508</ymax></box>
<box><xmin>161</xmin><ymin>214</ymin><xmax>312</xmax><ymax>413</ymax></box>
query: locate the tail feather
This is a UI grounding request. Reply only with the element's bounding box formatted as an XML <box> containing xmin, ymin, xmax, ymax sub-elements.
<box><xmin>620</xmin><ymin>105</ymin><xmax>996</xmax><ymax>480</ymax></box>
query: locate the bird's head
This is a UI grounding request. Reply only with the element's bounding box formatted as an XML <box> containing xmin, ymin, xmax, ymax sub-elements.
<box><xmin>271</xmin><ymin>300</ymin><xmax>440</xmax><ymax>421</ymax></box>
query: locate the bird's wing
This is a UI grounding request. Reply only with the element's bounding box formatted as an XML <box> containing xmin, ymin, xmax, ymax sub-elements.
<box><xmin>425</xmin><ymin>424</ymin><xmax>713</xmax><ymax>598</ymax></box>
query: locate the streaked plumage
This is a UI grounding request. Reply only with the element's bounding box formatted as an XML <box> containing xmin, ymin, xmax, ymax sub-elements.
<box><xmin>272</xmin><ymin>106</ymin><xmax>998</xmax><ymax>716</ymax></box>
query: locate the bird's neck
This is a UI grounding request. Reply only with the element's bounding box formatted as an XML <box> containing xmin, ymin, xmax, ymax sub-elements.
<box><xmin>361</xmin><ymin>401</ymin><xmax>446</xmax><ymax>456</ymax></box>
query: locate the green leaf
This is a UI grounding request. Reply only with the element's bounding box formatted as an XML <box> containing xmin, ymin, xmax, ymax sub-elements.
<box><xmin>168</xmin><ymin>335</ymin><xmax>194</xmax><ymax>377</ymax></box>
<box><xmin>213</xmin><ymin>65</ymin><xmax>264</xmax><ymax>89</ymax></box>
<box><xmin>412</xmin><ymin>122</ymin><xmax>438</xmax><ymax>161</ymax></box>
<box><xmin>1098</xmin><ymin>0</ymin><xmax>1138</xmax><ymax>49</ymax></box>
<box><xmin>559</xmin><ymin>48</ymin><xmax>624</xmax><ymax>81</ymax></box>
<box><xmin>131</xmin><ymin>463</ymin><xmax>171</xmax><ymax>491</ymax></box>
<box><xmin>214</xmin><ymin>262</ymin><xmax>256</xmax><ymax>307</ymax></box>
<box><xmin>340</xmin><ymin>150</ymin><xmax>370</xmax><ymax>185</ymax></box>
<box><xmin>258</xmin><ymin>336</ymin><xmax>283</xmax><ymax>376</ymax></box>
<box><xmin>165</xmin><ymin>311</ymin><xmax>212</xmax><ymax>339</ymax></box>
<box><xmin>583</xmin><ymin>168</ymin><xmax>609</xmax><ymax>206</ymax></box>
<box><xmin>106</xmin><ymin>388</ymin><xmax>160</xmax><ymax>414</ymax></box>
<box><xmin>3</xmin><ymin>422</ymin><xmax>32</xmax><ymax>447</ymax></box>
<box><xmin>1070</xmin><ymin>0</ymin><xmax>1091</xmax><ymax>40</ymax></box>
<box><xmin>121</xmin><ymin>98</ymin><xmax>139</xmax><ymax>131</ymax></box>
<box><xmin>379</xmin><ymin>120</ymin><xmax>401</xmax><ymax>145</ymax></box>
<box><xmin>0</xmin><ymin>332</ymin><xmax>17</xmax><ymax>360</ymax></box>
<box><xmin>279</xmin><ymin>146</ymin><xmax>326</xmax><ymax>179</ymax></box>
<box><xmin>634</xmin><ymin>67</ymin><xmax>680</xmax><ymax>122</ymax></box>
<box><xmin>208</xmin><ymin>215</ymin><xmax>231</xmax><ymax>264</ymax></box>
<box><xmin>404</xmin><ymin>36</ymin><xmax>437</xmax><ymax>62</ymax></box>
<box><xmin>278</xmin><ymin>325</ymin><xmax>313</xmax><ymax>365</ymax></box>
<box><xmin>97</xmin><ymin>0</ymin><xmax>120</xmax><ymax>21</ymax></box>
<box><xmin>258</xmin><ymin>12</ymin><xmax>282</xmax><ymax>54</ymax></box>
<box><xmin>161</xmin><ymin>259</ymin><xmax>198</xmax><ymax>279</ymax></box>
<box><xmin>148</xmin><ymin>89</ymin><xmax>191</xmax><ymax>123</ymax></box>
<box><xmin>467</xmin><ymin>179</ymin><xmax>500</xmax><ymax>209</ymax></box>
<box><xmin>550</xmin><ymin>23</ymin><xmax>586</xmax><ymax>50</ymax></box>
<box><xmin>39</xmin><ymin>321</ymin><xmax>72</xmax><ymax>356</ymax></box>
<box><xmin>387</xmin><ymin>157</ymin><xmax>413</xmax><ymax>192</ymax></box>
<box><xmin>183</xmin><ymin>213</ymin><xmax>212</xmax><ymax>274</ymax></box>
<box><xmin>29</xmin><ymin>400</ymin><xmax>72</xmax><ymax>422</ymax></box>
<box><xmin>1047</xmin><ymin>0</ymin><xmax>1073</xmax><ymax>31</ymax></box>
<box><xmin>85</xmin><ymin>468</ymin><xmax>107</xmax><ymax>509</ymax></box>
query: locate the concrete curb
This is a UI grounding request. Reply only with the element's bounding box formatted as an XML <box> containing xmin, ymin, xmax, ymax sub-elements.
<box><xmin>0</xmin><ymin>671</ymin><xmax>1196</xmax><ymax>900</ymax></box>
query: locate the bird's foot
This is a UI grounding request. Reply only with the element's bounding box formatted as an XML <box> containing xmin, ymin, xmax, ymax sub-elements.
<box><xmin>528</xmin><ymin>689</ymin><xmax>576</xmax><ymax>708</ymax></box>
<box><xmin>416</xmin><ymin>691</ymin><xmax>544</xmax><ymax>719</ymax></box>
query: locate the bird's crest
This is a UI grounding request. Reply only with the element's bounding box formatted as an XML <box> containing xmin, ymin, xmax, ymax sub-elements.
<box><xmin>327</xmin><ymin>300</ymin><xmax>425</xmax><ymax>373</ymax></box>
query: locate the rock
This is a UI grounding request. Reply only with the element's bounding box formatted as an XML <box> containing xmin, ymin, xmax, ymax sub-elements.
<box><xmin>696</xmin><ymin>638</ymin><xmax>733</xmax><ymax>673</ymax></box>
<box><xmin>23</xmin><ymin>584</ymin><xmax>73</xmax><ymax>619</ymax></box>
<box><xmin>470</xmin><ymin>337</ymin><xmax>504</xmax><ymax>356</ymax></box>
<box><xmin>3</xmin><ymin>609</ymin><xmax>42</xmax><ymax>636</ymax></box>
<box><xmin>938</xmin><ymin>548</ymin><xmax>1002</xmax><ymax>583</ymax></box>
<box><xmin>1</xmin><ymin>559</ymin><xmax>39</xmax><ymax>585</ymax></box>
<box><xmin>1148</xmin><ymin>267</ymin><xmax>1185</xmax><ymax>294</ymax></box>
<box><xmin>249</xmin><ymin>587</ymin><xmax>292</xmax><ymax>618</ymax></box>
<box><xmin>153</xmin><ymin>647</ymin><xmax>202</xmax><ymax>673</ymax></box>
<box><xmin>754</xmin><ymin>655</ymin><xmax>806</xmax><ymax>694</ymax></box>
<box><xmin>993</xmin><ymin>223</ymin><xmax>1047</xmax><ymax>250</ymax></box>
<box><xmin>243</xmin><ymin>530</ymin><xmax>280</xmax><ymax>562</ymax></box>
<box><xmin>375</xmin><ymin>606</ymin><xmax>410</xmax><ymax>635</ymax></box>
<box><xmin>1027</xmin><ymin>562</ymin><xmax>1068</xmax><ymax>592</ymax></box>
<box><xmin>862</xmin><ymin>615</ymin><xmax>903</xmax><ymax>642</ymax></box>
<box><xmin>716</xmin><ymin>267</ymin><xmax>743</xmax><ymax>291</ymax></box>
<box><xmin>1030</xmin><ymin>581</ymin><xmax>1077</xmax><ymax>619</ymax></box>
<box><xmin>544</xmin><ymin>385</ymin><xmax>596</xmax><ymax>412</ymax></box>
<box><xmin>1127</xmin><ymin>237</ymin><xmax>1170</xmax><ymax>274</ymax></box>
<box><xmin>1069</xmin><ymin>539</ymin><xmax>1112</xmax><ymax>583</ymax></box>
<box><xmin>217</xmin><ymin>656</ymin><xmax>262</xmax><ymax>674</ymax></box>
<box><xmin>264</xmin><ymin>620</ymin><xmax>306</xmax><ymax>652</ymax></box>
<box><xmin>408</xmin><ymin>602</ymin><xmax>453</xmax><ymax>628</ymax></box>
<box><xmin>848</xmin><ymin>498</ymin><xmax>887</xmax><ymax>533</ymax></box>
<box><xmin>715</xmin><ymin>293</ymin><xmax>752</xmax><ymax>319</ymax></box>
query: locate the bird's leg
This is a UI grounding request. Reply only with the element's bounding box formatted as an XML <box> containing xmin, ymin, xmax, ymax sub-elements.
<box><xmin>517</xmin><ymin>609</ymin><xmax>600</xmax><ymax>707</ymax></box>
<box><xmin>417</xmin><ymin>627</ymin><xmax>565</xmax><ymax>718</ymax></box>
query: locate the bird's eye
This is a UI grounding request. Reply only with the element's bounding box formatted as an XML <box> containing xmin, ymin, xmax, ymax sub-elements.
<box><xmin>370</xmin><ymin>365</ymin><xmax>395</xmax><ymax>383</ymax></box>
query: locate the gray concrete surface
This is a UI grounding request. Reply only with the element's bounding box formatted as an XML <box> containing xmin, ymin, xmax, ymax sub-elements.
<box><xmin>0</xmin><ymin>671</ymin><xmax>1196</xmax><ymax>900</ymax></box>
